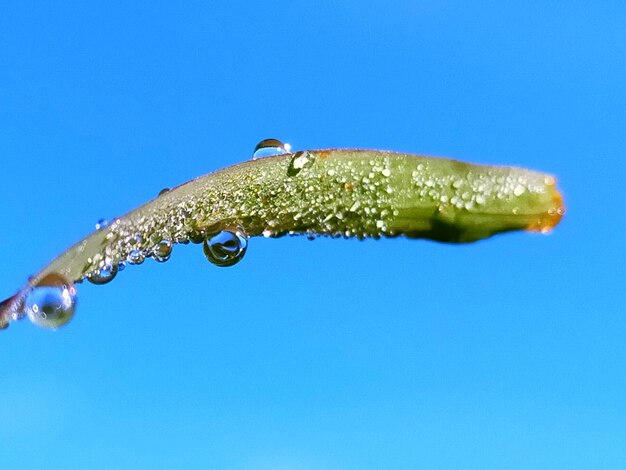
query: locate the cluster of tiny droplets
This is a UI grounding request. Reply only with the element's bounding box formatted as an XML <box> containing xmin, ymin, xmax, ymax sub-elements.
<box><xmin>77</xmin><ymin>151</ymin><xmax>396</xmax><ymax>278</ymax></box>
<box><xmin>408</xmin><ymin>161</ymin><xmax>552</xmax><ymax>213</ymax></box>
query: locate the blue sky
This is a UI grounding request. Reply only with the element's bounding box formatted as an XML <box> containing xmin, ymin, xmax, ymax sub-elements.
<box><xmin>1</xmin><ymin>1</ymin><xmax>624</xmax><ymax>469</ymax></box>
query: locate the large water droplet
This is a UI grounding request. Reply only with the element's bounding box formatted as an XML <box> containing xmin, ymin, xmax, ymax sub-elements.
<box><xmin>87</xmin><ymin>264</ymin><xmax>118</xmax><ymax>285</ymax></box>
<box><xmin>203</xmin><ymin>226</ymin><xmax>248</xmax><ymax>267</ymax></box>
<box><xmin>287</xmin><ymin>151</ymin><xmax>315</xmax><ymax>176</ymax></box>
<box><xmin>25</xmin><ymin>273</ymin><xmax>77</xmax><ymax>329</ymax></box>
<box><xmin>253</xmin><ymin>138</ymin><xmax>291</xmax><ymax>159</ymax></box>
<box><xmin>151</xmin><ymin>240</ymin><xmax>173</xmax><ymax>262</ymax></box>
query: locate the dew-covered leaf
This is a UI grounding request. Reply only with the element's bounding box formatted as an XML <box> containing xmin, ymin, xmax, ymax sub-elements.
<box><xmin>0</xmin><ymin>149</ymin><xmax>564</xmax><ymax>330</ymax></box>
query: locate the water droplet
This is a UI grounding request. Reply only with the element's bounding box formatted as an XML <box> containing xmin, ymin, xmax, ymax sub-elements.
<box><xmin>203</xmin><ymin>226</ymin><xmax>248</xmax><ymax>267</ymax></box>
<box><xmin>95</xmin><ymin>218</ymin><xmax>109</xmax><ymax>230</ymax></box>
<box><xmin>127</xmin><ymin>249</ymin><xmax>145</xmax><ymax>265</ymax></box>
<box><xmin>158</xmin><ymin>187</ymin><xmax>171</xmax><ymax>196</ymax></box>
<box><xmin>253</xmin><ymin>138</ymin><xmax>291</xmax><ymax>159</ymax></box>
<box><xmin>25</xmin><ymin>273</ymin><xmax>77</xmax><ymax>329</ymax></box>
<box><xmin>513</xmin><ymin>185</ymin><xmax>526</xmax><ymax>196</ymax></box>
<box><xmin>151</xmin><ymin>240</ymin><xmax>172</xmax><ymax>262</ymax></box>
<box><xmin>287</xmin><ymin>151</ymin><xmax>315</xmax><ymax>176</ymax></box>
<box><xmin>129</xmin><ymin>233</ymin><xmax>143</xmax><ymax>246</ymax></box>
<box><xmin>349</xmin><ymin>201</ymin><xmax>361</xmax><ymax>212</ymax></box>
<box><xmin>188</xmin><ymin>229</ymin><xmax>205</xmax><ymax>244</ymax></box>
<box><xmin>87</xmin><ymin>264</ymin><xmax>118</xmax><ymax>285</ymax></box>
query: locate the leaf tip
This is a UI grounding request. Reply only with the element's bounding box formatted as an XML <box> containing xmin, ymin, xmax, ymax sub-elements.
<box><xmin>526</xmin><ymin>178</ymin><xmax>565</xmax><ymax>234</ymax></box>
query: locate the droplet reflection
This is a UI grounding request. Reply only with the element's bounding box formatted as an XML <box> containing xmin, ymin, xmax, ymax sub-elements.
<box><xmin>203</xmin><ymin>226</ymin><xmax>248</xmax><ymax>267</ymax></box>
<box><xmin>87</xmin><ymin>264</ymin><xmax>118</xmax><ymax>285</ymax></box>
<box><xmin>287</xmin><ymin>151</ymin><xmax>315</xmax><ymax>176</ymax></box>
<box><xmin>25</xmin><ymin>273</ymin><xmax>77</xmax><ymax>329</ymax></box>
<box><xmin>252</xmin><ymin>138</ymin><xmax>291</xmax><ymax>160</ymax></box>
<box><xmin>151</xmin><ymin>240</ymin><xmax>173</xmax><ymax>262</ymax></box>
<box><xmin>127</xmin><ymin>249</ymin><xmax>145</xmax><ymax>265</ymax></box>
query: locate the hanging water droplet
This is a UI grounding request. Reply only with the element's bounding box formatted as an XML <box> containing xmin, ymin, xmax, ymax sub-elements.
<box><xmin>25</xmin><ymin>273</ymin><xmax>77</xmax><ymax>329</ymax></box>
<box><xmin>151</xmin><ymin>240</ymin><xmax>172</xmax><ymax>262</ymax></box>
<box><xmin>253</xmin><ymin>138</ymin><xmax>291</xmax><ymax>160</ymax></box>
<box><xmin>158</xmin><ymin>187</ymin><xmax>170</xmax><ymax>196</ymax></box>
<box><xmin>188</xmin><ymin>229</ymin><xmax>205</xmax><ymax>244</ymax></box>
<box><xmin>127</xmin><ymin>249</ymin><xmax>145</xmax><ymax>265</ymax></box>
<box><xmin>287</xmin><ymin>151</ymin><xmax>315</xmax><ymax>176</ymax></box>
<box><xmin>203</xmin><ymin>226</ymin><xmax>248</xmax><ymax>267</ymax></box>
<box><xmin>87</xmin><ymin>264</ymin><xmax>118</xmax><ymax>285</ymax></box>
<box><xmin>95</xmin><ymin>218</ymin><xmax>109</xmax><ymax>230</ymax></box>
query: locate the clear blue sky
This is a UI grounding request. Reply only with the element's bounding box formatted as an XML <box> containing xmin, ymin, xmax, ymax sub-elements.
<box><xmin>1</xmin><ymin>2</ymin><xmax>624</xmax><ymax>469</ymax></box>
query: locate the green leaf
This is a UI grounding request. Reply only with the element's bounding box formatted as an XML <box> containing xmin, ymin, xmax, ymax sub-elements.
<box><xmin>0</xmin><ymin>149</ymin><xmax>564</xmax><ymax>330</ymax></box>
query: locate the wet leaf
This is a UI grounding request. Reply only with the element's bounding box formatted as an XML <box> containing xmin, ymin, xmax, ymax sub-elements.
<box><xmin>0</xmin><ymin>149</ymin><xmax>564</xmax><ymax>330</ymax></box>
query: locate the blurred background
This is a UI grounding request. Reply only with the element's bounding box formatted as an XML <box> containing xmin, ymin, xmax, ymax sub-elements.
<box><xmin>1</xmin><ymin>1</ymin><xmax>624</xmax><ymax>469</ymax></box>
